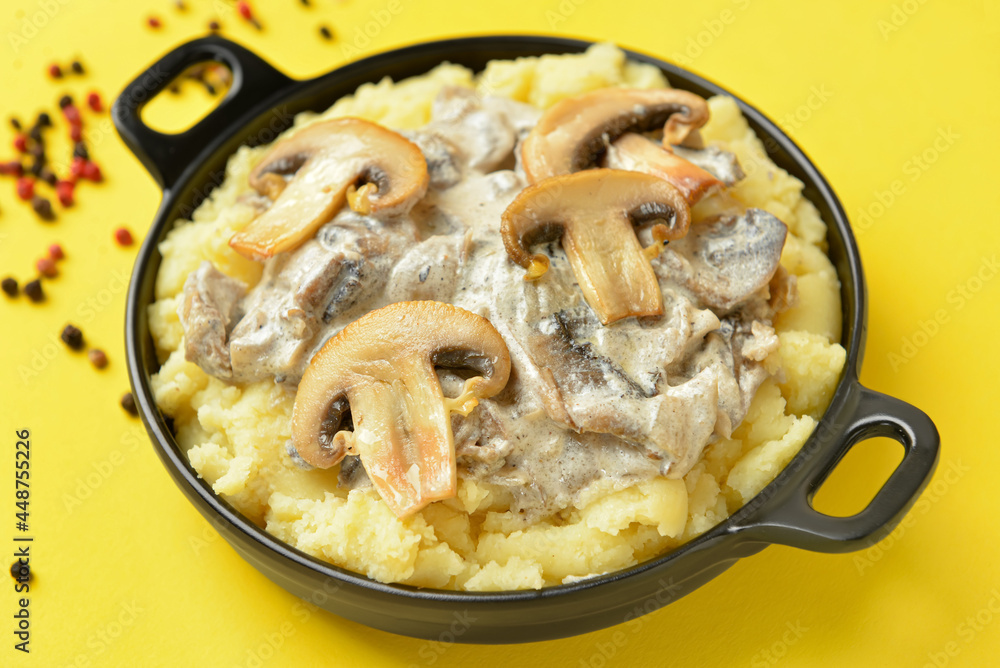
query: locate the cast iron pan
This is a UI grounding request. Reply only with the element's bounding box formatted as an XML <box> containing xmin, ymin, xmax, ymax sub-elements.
<box><xmin>114</xmin><ymin>34</ymin><xmax>940</xmax><ymax>643</ymax></box>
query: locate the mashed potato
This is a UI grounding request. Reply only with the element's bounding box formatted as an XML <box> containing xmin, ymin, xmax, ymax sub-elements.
<box><xmin>148</xmin><ymin>43</ymin><xmax>846</xmax><ymax>590</ymax></box>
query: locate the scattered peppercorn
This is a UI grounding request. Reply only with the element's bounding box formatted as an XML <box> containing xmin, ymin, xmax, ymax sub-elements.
<box><xmin>13</xmin><ymin>135</ymin><xmax>27</xmax><ymax>152</ymax></box>
<box><xmin>70</xmin><ymin>124</ymin><xmax>83</xmax><ymax>142</ymax></box>
<box><xmin>28</xmin><ymin>125</ymin><xmax>43</xmax><ymax>144</ymax></box>
<box><xmin>169</xmin><ymin>83</ymin><xmax>181</xmax><ymax>94</ymax></box>
<box><xmin>81</xmin><ymin>160</ymin><xmax>102</xmax><ymax>182</ymax></box>
<box><xmin>16</xmin><ymin>178</ymin><xmax>34</xmax><ymax>201</ymax></box>
<box><xmin>72</xmin><ymin>142</ymin><xmax>89</xmax><ymax>160</ymax></box>
<box><xmin>23</xmin><ymin>279</ymin><xmax>44</xmax><ymax>302</ymax></box>
<box><xmin>71</xmin><ymin>60</ymin><xmax>85</xmax><ymax>75</ymax></box>
<box><xmin>9</xmin><ymin>560</ymin><xmax>31</xmax><ymax>582</ymax></box>
<box><xmin>37</xmin><ymin>112</ymin><xmax>52</xmax><ymax>127</ymax></box>
<box><xmin>56</xmin><ymin>180</ymin><xmax>75</xmax><ymax>206</ymax></box>
<box><xmin>174</xmin><ymin>0</ymin><xmax>187</xmax><ymax>10</ymax></box>
<box><xmin>39</xmin><ymin>167</ymin><xmax>57</xmax><ymax>186</ymax></box>
<box><xmin>1</xmin><ymin>277</ymin><xmax>18</xmax><ymax>297</ymax></box>
<box><xmin>300</xmin><ymin>0</ymin><xmax>312</xmax><ymax>6</ymax></box>
<box><xmin>59</xmin><ymin>94</ymin><xmax>73</xmax><ymax>109</ymax></box>
<box><xmin>48</xmin><ymin>243</ymin><xmax>64</xmax><ymax>260</ymax></box>
<box><xmin>114</xmin><ymin>227</ymin><xmax>134</xmax><ymax>246</ymax></box>
<box><xmin>88</xmin><ymin>348</ymin><xmax>108</xmax><ymax>369</ymax></box>
<box><xmin>70</xmin><ymin>156</ymin><xmax>86</xmax><ymax>179</ymax></box>
<box><xmin>147</xmin><ymin>16</ymin><xmax>162</xmax><ymax>29</ymax></box>
<box><xmin>28</xmin><ymin>143</ymin><xmax>44</xmax><ymax>160</ymax></box>
<box><xmin>208</xmin><ymin>20</ymin><xmax>221</xmax><ymax>32</ymax></box>
<box><xmin>63</xmin><ymin>104</ymin><xmax>81</xmax><ymax>125</ymax></box>
<box><xmin>319</xmin><ymin>25</ymin><xmax>333</xmax><ymax>40</ymax></box>
<box><xmin>48</xmin><ymin>63</ymin><xmax>63</xmax><ymax>78</ymax></box>
<box><xmin>36</xmin><ymin>256</ymin><xmax>57</xmax><ymax>277</ymax></box>
<box><xmin>204</xmin><ymin>83</ymin><xmax>217</xmax><ymax>96</ymax></box>
<box><xmin>32</xmin><ymin>196</ymin><xmax>54</xmax><ymax>220</ymax></box>
<box><xmin>237</xmin><ymin>1</ymin><xmax>252</xmax><ymax>19</ymax></box>
<box><xmin>86</xmin><ymin>91</ymin><xmax>102</xmax><ymax>112</ymax></box>
<box><xmin>0</xmin><ymin>161</ymin><xmax>22</xmax><ymax>177</ymax></box>
<box><xmin>61</xmin><ymin>324</ymin><xmax>84</xmax><ymax>350</ymax></box>
<box><xmin>10</xmin><ymin>117</ymin><xmax>22</xmax><ymax>131</ymax></box>
<box><xmin>121</xmin><ymin>392</ymin><xmax>138</xmax><ymax>416</ymax></box>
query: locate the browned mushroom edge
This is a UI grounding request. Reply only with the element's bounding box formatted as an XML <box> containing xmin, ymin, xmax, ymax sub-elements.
<box><xmin>520</xmin><ymin>88</ymin><xmax>710</xmax><ymax>183</ymax></box>
<box><xmin>229</xmin><ymin>118</ymin><xmax>429</xmax><ymax>261</ymax></box>
<box><xmin>291</xmin><ymin>301</ymin><xmax>511</xmax><ymax>518</ymax></box>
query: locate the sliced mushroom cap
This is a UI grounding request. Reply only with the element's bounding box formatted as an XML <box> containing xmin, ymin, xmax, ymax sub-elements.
<box><xmin>668</xmin><ymin>208</ymin><xmax>788</xmax><ymax>311</ymax></box>
<box><xmin>603</xmin><ymin>133</ymin><xmax>724</xmax><ymax>205</ymax></box>
<box><xmin>501</xmin><ymin>169</ymin><xmax>691</xmax><ymax>325</ymax></box>
<box><xmin>229</xmin><ymin>118</ymin><xmax>429</xmax><ymax>261</ymax></box>
<box><xmin>291</xmin><ymin>301</ymin><xmax>511</xmax><ymax>518</ymax></box>
<box><xmin>521</xmin><ymin>88</ymin><xmax>709</xmax><ymax>183</ymax></box>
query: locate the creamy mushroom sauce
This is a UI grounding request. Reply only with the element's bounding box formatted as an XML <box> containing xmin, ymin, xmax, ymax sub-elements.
<box><xmin>179</xmin><ymin>87</ymin><xmax>792</xmax><ymax>523</ymax></box>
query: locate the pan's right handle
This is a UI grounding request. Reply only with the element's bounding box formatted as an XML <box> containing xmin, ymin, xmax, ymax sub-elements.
<box><xmin>734</xmin><ymin>383</ymin><xmax>940</xmax><ymax>553</ymax></box>
<box><xmin>112</xmin><ymin>35</ymin><xmax>295</xmax><ymax>191</ymax></box>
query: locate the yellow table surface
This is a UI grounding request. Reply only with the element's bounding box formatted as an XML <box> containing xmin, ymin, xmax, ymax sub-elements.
<box><xmin>1</xmin><ymin>0</ymin><xmax>997</xmax><ymax>665</ymax></box>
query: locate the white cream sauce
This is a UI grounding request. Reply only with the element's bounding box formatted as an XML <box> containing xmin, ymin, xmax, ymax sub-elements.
<box><xmin>179</xmin><ymin>86</ymin><xmax>789</xmax><ymax>522</ymax></box>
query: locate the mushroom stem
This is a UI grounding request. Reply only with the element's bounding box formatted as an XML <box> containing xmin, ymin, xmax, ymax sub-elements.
<box><xmin>501</xmin><ymin>169</ymin><xmax>691</xmax><ymax>325</ymax></box>
<box><xmin>291</xmin><ymin>301</ymin><xmax>511</xmax><ymax>518</ymax></box>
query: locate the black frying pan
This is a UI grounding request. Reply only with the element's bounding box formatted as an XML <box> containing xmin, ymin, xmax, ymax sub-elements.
<box><xmin>114</xmin><ymin>34</ymin><xmax>939</xmax><ymax>643</ymax></box>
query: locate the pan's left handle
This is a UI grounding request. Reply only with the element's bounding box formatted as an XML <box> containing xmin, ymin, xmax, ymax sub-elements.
<box><xmin>112</xmin><ymin>35</ymin><xmax>295</xmax><ymax>191</ymax></box>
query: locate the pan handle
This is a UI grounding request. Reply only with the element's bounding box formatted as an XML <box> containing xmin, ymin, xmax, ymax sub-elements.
<box><xmin>112</xmin><ymin>35</ymin><xmax>295</xmax><ymax>191</ymax></box>
<box><xmin>732</xmin><ymin>382</ymin><xmax>939</xmax><ymax>552</ymax></box>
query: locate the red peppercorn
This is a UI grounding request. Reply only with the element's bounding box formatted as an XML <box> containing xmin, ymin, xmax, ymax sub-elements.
<box><xmin>56</xmin><ymin>180</ymin><xmax>75</xmax><ymax>206</ymax></box>
<box><xmin>36</xmin><ymin>257</ymin><xmax>57</xmax><ymax>278</ymax></box>
<box><xmin>86</xmin><ymin>92</ymin><xmax>103</xmax><ymax>112</ymax></box>
<box><xmin>70</xmin><ymin>124</ymin><xmax>83</xmax><ymax>142</ymax></box>
<box><xmin>16</xmin><ymin>177</ymin><xmax>34</xmax><ymax>201</ymax></box>
<box><xmin>48</xmin><ymin>63</ymin><xmax>63</xmax><ymax>78</ymax></box>
<box><xmin>114</xmin><ymin>227</ymin><xmax>134</xmax><ymax>246</ymax></box>
<box><xmin>62</xmin><ymin>104</ymin><xmax>81</xmax><ymax>125</ymax></box>
<box><xmin>13</xmin><ymin>135</ymin><xmax>27</xmax><ymax>152</ymax></box>
<box><xmin>70</xmin><ymin>156</ymin><xmax>86</xmax><ymax>180</ymax></box>
<box><xmin>0</xmin><ymin>161</ymin><xmax>22</xmax><ymax>176</ymax></box>
<box><xmin>82</xmin><ymin>160</ymin><xmax>102</xmax><ymax>182</ymax></box>
<box><xmin>237</xmin><ymin>1</ymin><xmax>252</xmax><ymax>20</ymax></box>
<box><xmin>147</xmin><ymin>16</ymin><xmax>162</xmax><ymax>28</ymax></box>
<box><xmin>48</xmin><ymin>243</ymin><xmax>64</xmax><ymax>261</ymax></box>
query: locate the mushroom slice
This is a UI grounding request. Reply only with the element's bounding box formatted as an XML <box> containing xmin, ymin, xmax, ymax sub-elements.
<box><xmin>603</xmin><ymin>133</ymin><xmax>725</xmax><ymax>205</ymax></box>
<box><xmin>521</xmin><ymin>88</ymin><xmax>709</xmax><ymax>183</ymax></box>
<box><xmin>291</xmin><ymin>301</ymin><xmax>511</xmax><ymax>518</ymax></box>
<box><xmin>669</xmin><ymin>208</ymin><xmax>788</xmax><ymax>311</ymax></box>
<box><xmin>501</xmin><ymin>169</ymin><xmax>691</xmax><ymax>325</ymax></box>
<box><xmin>229</xmin><ymin>118</ymin><xmax>429</xmax><ymax>261</ymax></box>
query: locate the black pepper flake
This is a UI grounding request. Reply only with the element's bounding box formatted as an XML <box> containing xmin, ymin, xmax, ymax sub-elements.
<box><xmin>61</xmin><ymin>324</ymin><xmax>84</xmax><ymax>350</ymax></box>
<box><xmin>208</xmin><ymin>20</ymin><xmax>220</xmax><ymax>31</ymax></box>
<box><xmin>1</xmin><ymin>277</ymin><xmax>18</xmax><ymax>297</ymax></box>
<box><xmin>169</xmin><ymin>84</ymin><xmax>181</xmax><ymax>95</ymax></box>
<box><xmin>418</xmin><ymin>266</ymin><xmax>430</xmax><ymax>283</ymax></box>
<box><xmin>120</xmin><ymin>392</ymin><xmax>138</xmax><ymax>416</ymax></box>
<box><xmin>59</xmin><ymin>94</ymin><xmax>74</xmax><ymax>109</ymax></box>
<box><xmin>36</xmin><ymin>112</ymin><xmax>52</xmax><ymax>128</ymax></box>
<box><xmin>23</xmin><ymin>280</ymin><xmax>44</xmax><ymax>302</ymax></box>
<box><xmin>73</xmin><ymin>142</ymin><xmax>90</xmax><ymax>160</ymax></box>
<box><xmin>32</xmin><ymin>195</ymin><xmax>54</xmax><ymax>220</ymax></box>
<box><xmin>39</xmin><ymin>167</ymin><xmax>57</xmax><ymax>186</ymax></box>
<box><xmin>28</xmin><ymin>161</ymin><xmax>43</xmax><ymax>177</ymax></box>
<box><xmin>204</xmin><ymin>83</ymin><xmax>217</xmax><ymax>96</ymax></box>
<box><xmin>28</xmin><ymin>125</ymin><xmax>43</xmax><ymax>143</ymax></box>
<box><xmin>300</xmin><ymin>0</ymin><xmax>311</xmax><ymax>6</ymax></box>
<box><xmin>319</xmin><ymin>25</ymin><xmax>333</xmax><ymax>40</ymax></box>
<box><xmin>71</xmin><ymin>60</ymin><xmax>84</xmax><ymax>75</ymax></box>
<box><xmin>10</xmin><ymin>117</ymin><xmax>22</xmax><ymax>131</ymax></box>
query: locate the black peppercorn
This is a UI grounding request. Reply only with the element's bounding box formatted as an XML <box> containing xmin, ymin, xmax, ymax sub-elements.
<box><xmin>61</xmin><ymin>324</ymin><xmax>85</xmax><ymax>350</ymax></box>
<box><xmin>37</xmin><ymin>112</ymin><xmax>52</xmax><ymax>127</ymax></box>
<box><xmin>73</xmin><ymin>142</ymin><xmax>90</xmax><ymax>160</ymax></box>
<box><xmin>1</xmin><ymin>277</ymin><xmax>18</xmax><ymax>297</ymax></box>
<box><xmin>23</xmin><ymin>280</ymin><xmax>44</xmax><ymax>302</ymax></box>
<box><xmin>59</xmin><ymin>94</ymin><xmax>74</xmax><ymax>109</ymax></box>
<box><xmin>121</xmin><ymin>392</ymin><xmax>138</xmax><ymax>416</ymax></box>
<box><xmin>319</xmin><ymin>25</ymin><xmax>333</xmax><ymax>40</ymax></box>
<box><xmin>32</xmin><ymin>196</ymin><xmax>54</xmax><ymax>220</ymax></box>
<box><xmin>71</xmin><ymin>60</ymin><xmax>84</xmax><ymax>74</ymax></box>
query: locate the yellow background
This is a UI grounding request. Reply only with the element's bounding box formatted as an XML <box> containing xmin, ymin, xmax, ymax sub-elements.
<box><xmin>1</xmin><ymin>0</ymin><xmax>998</xmax><ymax>665</ymax></box>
